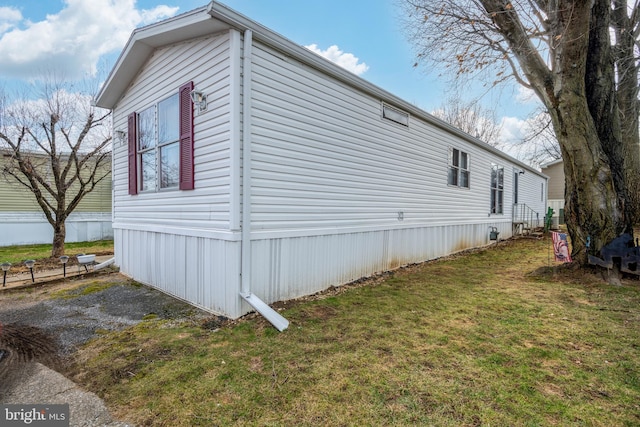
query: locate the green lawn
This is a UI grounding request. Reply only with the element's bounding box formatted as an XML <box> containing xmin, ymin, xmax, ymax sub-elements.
<box><xmin>69</xmin><ymin>237</ymin><xmax>640</xmax><ymax>426</ymax></box>
<box><xmin>0</xmin><ymin>240</ymin><xmax>113</xmax><ymax>265</ymax></box>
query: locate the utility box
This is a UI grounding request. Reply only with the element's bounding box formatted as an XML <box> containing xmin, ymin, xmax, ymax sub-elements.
<box><xmin>489</xmin><ymin>227</ymin><xmax>500</xmax><ymax>241</ymax></box>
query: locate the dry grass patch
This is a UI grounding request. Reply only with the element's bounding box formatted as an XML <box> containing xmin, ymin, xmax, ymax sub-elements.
<box><xmin>67</xmin><ymin>237</ymin><xmax>640</xmax><ymax>426</ymax></box>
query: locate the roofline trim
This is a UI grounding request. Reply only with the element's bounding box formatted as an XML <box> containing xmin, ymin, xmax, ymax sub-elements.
<box><xmin>98</xmin><ymin>1</ymin><xmax>546</xmax><ymax>178</ymax></box>
<box><xmin>206</xmin><ymin>2</ymin><xmax>546</xmax><ymax>178</ymax></box>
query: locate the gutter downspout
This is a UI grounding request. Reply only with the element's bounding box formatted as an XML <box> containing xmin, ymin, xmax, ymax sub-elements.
<box><xmin>94</xmin><ymin>257</ymin><xmax>115</xmax><ymax>271</ymax></box>
<box><xmin>238</xmin><ymin>29</ymin><xmax>289</xmax><ymax>332</ymax></box>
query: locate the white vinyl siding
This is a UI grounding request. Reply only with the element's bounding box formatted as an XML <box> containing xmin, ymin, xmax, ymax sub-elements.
<box><xmin>514</xmin><ymin>167</ymin><xmax>548</xmax><ymax>222</ymax></box>
<box><xmin>249</xmin><ymin>41</ymin><xmax>524</xmax><ymax>234</ymax></box>
<box><xmin>542</xmin><ymin>161</ymin><xmax>564</xmax><ymax>200</ymax></box>
<box><xmin>0</xmin><ymin>212</ymin><xmax>112</xmax><ymax>246</ymax></box>
<box><xmin>111</xmin><ymin>33</ymin><xmax>233</xmax><ymax>231</ymax></box>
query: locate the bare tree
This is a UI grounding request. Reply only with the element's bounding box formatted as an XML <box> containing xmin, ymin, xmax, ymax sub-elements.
<box><xmin>401</xmin><ymin>0</ymin><xmax>639</xmax><ymax>265</ymax></box>
<box><xmin>0</xmin><ymin>81</ymin><xmax>111</xmax><ymax>257</ymax></box>
<box><xmin>431</xmin><ymin>95</ymin><xmax>503</xmax><ymax>147</ymax></box>
<box><xmin>512</xmin><ymin>109</ymin><xmax>561</xmax><ymax>168</ymax></box>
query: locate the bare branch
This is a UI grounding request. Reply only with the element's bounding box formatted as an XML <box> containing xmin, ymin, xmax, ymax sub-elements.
<box><xmin>431</xmin><ymin>95</ymin><xmax>503</xmax><ymax>147</ymax></box>
<box><xmin>0</xmin><ymin>78</ymin><xmax>112</xmax><ymax>256</ymax></box>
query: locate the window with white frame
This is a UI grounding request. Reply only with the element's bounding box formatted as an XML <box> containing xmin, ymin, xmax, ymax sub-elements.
<box><xmin>137</xmin><ymin>93</ymin><xmax>180</xmax><ymax>192</ymax></box>
<box><xmin>490</xmin><ymin>163</ymin><xmax>504</xmax><ymax>214</ymax></box>
<box><xmin>448</xmin><ymin>148</ymin><xmax>470</xmax><ymax>188</ymax></box>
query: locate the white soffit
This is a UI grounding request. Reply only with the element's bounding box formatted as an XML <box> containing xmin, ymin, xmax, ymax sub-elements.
<box><xmin>96</xmin><ymin>6</ymin><xmax>230</xmax><ymax>109</ymax></box>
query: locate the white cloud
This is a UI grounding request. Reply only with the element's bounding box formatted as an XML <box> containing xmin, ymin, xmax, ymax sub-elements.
<box><xmin>515</xmin><ymin>85</ymin><xmax>537</xmax><ymax>104</ymax></box>
<box><xmin>500</xmin><ymin>116</ymin><xmax>527</xmax><ymax>144</ymax></box>
<box><xmin>139</xmin><ymin>5</ymin><xmax>180</xmax><ymax>25</ymax></box>
<box><xmin>497</xmin><ymin>115</ymin><xmax>528</xmax><ymax>158</ymax></box>
<box><xmin>305</xmin><ymin>44</ymin><xmax>369</xmax><ymax>76</ymax></box>
<box><xmin>0</xmin><ymin>7</ymin><xmax>22</xmax><ymax>34</ymax></box>
<box><xmin>0</xmin><ymin>0</ymin><xmax>179</xmax><ymax>81</ymax></box>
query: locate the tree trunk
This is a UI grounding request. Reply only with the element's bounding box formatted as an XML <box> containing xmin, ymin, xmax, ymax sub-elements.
<box><xmin>52</xmin><ymin>221</ymin><xmax>66</xmax><ymax>258</ymax></box>
<box><xmin>549</xmin><ymin>96</ymin><xmax>623</xmax><ymax>265</ymax></box>
<box><xmin>586</xmin><ymin>0</ymin><xmax>634</xmax><ymax>236</ymax></box>
<box><xmin>612</xmin><ymin>0</ymin><xmax>640</xmax><ymax>225</ymax></box>
<box><xmin>546</xmin><ymin>1</ymin><xmax>627</xmax><ymax>265</ymax></box>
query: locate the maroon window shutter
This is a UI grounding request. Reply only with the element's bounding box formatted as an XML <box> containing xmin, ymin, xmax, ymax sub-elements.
<box><xmin>127</xmin><ymin>112</ymin><xmax>138</xmax><ymax>195</ymax></box>
<box><xmin>179</xmin><ymin>81</ymin><xmax>195</xmax><ymax>190</ymax></box>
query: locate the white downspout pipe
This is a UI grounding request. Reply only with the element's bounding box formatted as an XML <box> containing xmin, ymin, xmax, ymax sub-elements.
<box><xmin>94</xmin><ymin>257</ymin><xmax>115</xmax><ymax>271</ymax></box>
<box><xmin>240</xmin><ymin>29</ymin><xmax>253</xmax><ymax>297</ymax></box>
<box><xmin>238</xmin><ymin>29</ymin><xmax>289</xmax><ymax>332</ymax></box>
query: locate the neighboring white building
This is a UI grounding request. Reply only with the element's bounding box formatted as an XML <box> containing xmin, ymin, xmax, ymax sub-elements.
<box><xmin>96</xmin><ymin>2</ymin><xmax>548</xmax><ymax>320</ymax></box>
<box><xmin>541</xmin><ymin>159</ymin><xmax>565</xmax><ymax>227</ymax></box>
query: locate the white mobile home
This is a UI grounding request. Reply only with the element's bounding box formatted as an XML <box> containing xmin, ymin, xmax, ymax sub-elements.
<box><xmin>96</xmin><ymin>2</ymin><xmax>547</xmax><ymax>321</ymax></box>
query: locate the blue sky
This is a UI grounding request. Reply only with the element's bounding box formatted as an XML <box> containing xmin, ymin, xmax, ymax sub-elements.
<box><xmin>0</xmin><ymin>0</ymin><xmax>538</xmax><ymax>150</ymax></box>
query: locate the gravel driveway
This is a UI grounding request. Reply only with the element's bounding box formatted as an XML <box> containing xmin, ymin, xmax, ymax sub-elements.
<box><xmin>0</xmin><ymin>272</ymin><xmax>211</xmax><ymax>400</ymax></box>
<box><xmin>1</xmin><ymin>274</ymin><xmax>208</xmax><ymax>355</ymax></box>
<box><xmin>0</xmin><ymin>273</ymin><xmax>211</xmax><ymax>356</ymax></box>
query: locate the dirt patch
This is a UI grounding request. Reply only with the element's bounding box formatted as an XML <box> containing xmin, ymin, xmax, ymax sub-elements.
<box><xmin>528</xmin><ymin>261</ymin><xmax>640</xmax><ymax>286</ymax></box>
<box><xmin>8</xmin><ymin>251</ymin><xmax>114</xmax><ymax>274</ymax></box>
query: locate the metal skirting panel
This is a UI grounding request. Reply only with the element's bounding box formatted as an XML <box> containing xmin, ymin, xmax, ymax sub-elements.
<box><xmin>250</xmin><ymin>221</ymin><xmax>512</xmax><ymax>304</ymax></box>
<box><xmin>115</xmin><ymin>222</ymin><xmax>511</xmax><ymax>319</ymax></box>
<box><xmin>115</xmin><ymin>228</ymin><xmax>242</xmax><ymax>318</ymax></box>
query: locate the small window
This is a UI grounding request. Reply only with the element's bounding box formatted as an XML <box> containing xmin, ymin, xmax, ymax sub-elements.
<box><xmin>448</xmin><ymin>148</ymin><xmax>470</xmax><ymax>188</ymax></box>
<box><xmin>382</xmin><ymin>104</ymin><xmax>409</xmax><ymax>126</ymax></box>
<box><xmin>127</xmin><ymin>81</ymin><xmax>194</xmax><ymax>195</ymax></box>
<box><xmin>490</xmin><ymin>163</ymin><xmax>504</xmax><ymax>214</ymax></box>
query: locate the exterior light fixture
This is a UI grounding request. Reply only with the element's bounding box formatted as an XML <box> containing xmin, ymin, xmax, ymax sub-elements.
<box><xmin>1</xmin><ymin>262</ymin><xmax>10</xmax><ymax>287</ymax></box>
<box><xmin>114</xmin><ymin>130</ymin><xmax>126</xmax><ymax>146</ymax></box>
<box><xmin>190</xmin><ymin>89</ymin><xmax>207</xmax><ymax>113</ymax></box>
<box><xmin>59</xmin><ymin>256</ymin><xmax>69</xmax><ymax>277</ymax></box>
<box><xmin>24</xmin><ymin>259</ymin><xmax>35</xmax><ymax>283</ymax></box>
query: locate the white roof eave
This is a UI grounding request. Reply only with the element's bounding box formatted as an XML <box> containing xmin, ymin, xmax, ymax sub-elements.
<box><xmin>206</xmin><ymin>2</ymin><xmax>546</xmax><ymax>178</ymax></box>
<box><xmin>541</xmin><ymin>158</ymin><xmax>563</xmax><ymax>168</ymax></box>
<box><xmin>97</xmin><ymin>1</ymin><xmax>546</xmax><ymax>178</ymax></box>
<box><xmin>95</xmin><ymin>5</ymin><xmax>228</xmax><ymax>109</ymax></box>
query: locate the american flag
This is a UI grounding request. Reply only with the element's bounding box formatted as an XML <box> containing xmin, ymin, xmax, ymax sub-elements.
<box><xmin>551</xmin><ymin>231</ymin><xmax>572</xmax><ymax>263</ymax></box>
